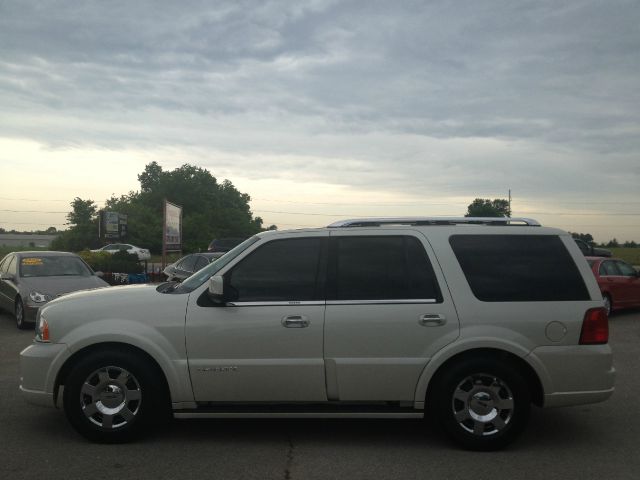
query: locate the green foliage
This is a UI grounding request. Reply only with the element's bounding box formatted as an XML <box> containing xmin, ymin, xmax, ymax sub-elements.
<box><xmin>609</xmin><ymin>248</ymin><xmax>640</xmax><ymax>266</ymax></box>
<box><xmin>78</xmin><ymin>250</ymin><xmax>143</xmax><ymax>274</ymax></box>
<box><xmin>105</xmin><ymin>162</ymin><xmax>263</xmax><ymax>253</ymax></box>
<box><xmin>570</xmin><ymin>232</ymin><xmax>595</xmax><ymax>244</ymax></box>
<box><xmin>51</xmin><ymin>198</ymin><xmax>100</xmax><ymax>251</ymax></box>
<box><xmin>465</xmin><ymin>198</ymin><xmax>511</xmax><ymax>217</ymax></box>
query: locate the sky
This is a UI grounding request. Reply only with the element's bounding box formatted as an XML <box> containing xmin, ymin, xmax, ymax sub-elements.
<box><xmin>0</xmin><ymin>0</ymin><xmax>638</xmax><ymax>243</ymax></box>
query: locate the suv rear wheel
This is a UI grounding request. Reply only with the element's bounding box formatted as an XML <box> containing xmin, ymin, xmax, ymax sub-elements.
<box><xmin>430</xmin><ymin>357</ymin><xmax>531</xmax><ymax>451</ymax></box>
<box><xmin>63</xmin><ymin>349</ymin><xmax>169</xmax><ymax>443</ymax></box>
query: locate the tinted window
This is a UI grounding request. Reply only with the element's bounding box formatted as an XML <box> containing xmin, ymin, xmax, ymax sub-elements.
<box><xmin>227</xmin><ymin>238</ymin><xmax>324</xmax><ymax>302</ymax></box>
<box><xmin>194</xmin><ymin>256</ymin><xmax>210</xmax><ymax>271</ymax></box>
<box><xmin>179</xmin><ymin>255</ymin><xmax>198</xmax><ymax>272</ymax></box>
<box><xmin>616</xmin><ymin>261</ymin><xmax>637</xmax><ymax>277</ymax></box>
<box><xmin>450</xmin><ymin>235</ymin><xmax>589</xmax><ymax>302</ymax></box>
<box><xmin>331</xmin><ymin>236</ymin><xmax>441</xmax><ymax>301</ymax></box>
<box><xmin>600</xmin><ymin>261</ymin><xmax>620</xmax><ymax>276</ymax></box>
<box><xmin>6</xmin><ymin>256</ymin><xmax>17</xmax><ymax>276</ymax></box>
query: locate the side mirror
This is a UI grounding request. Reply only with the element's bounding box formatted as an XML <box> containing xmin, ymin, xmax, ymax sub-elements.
<box><xmin>94</xmin><ymin>271</ymin><xmax>104</xmax><ymax>278</ymax></box>
<box><xmin>207</xmin><ymin>275</ymin><xmax>225</xmax><ymax>303</ymax></box>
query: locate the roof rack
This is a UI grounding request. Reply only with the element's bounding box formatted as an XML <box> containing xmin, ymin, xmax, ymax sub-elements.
<box><xmin>327</xmin><ymin>217</ymin><xmax>541</xmax><ymax>228</ymax></box>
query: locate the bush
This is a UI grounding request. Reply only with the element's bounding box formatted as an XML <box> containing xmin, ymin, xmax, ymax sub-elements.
<box><xmin>79</xmin><ymin>250</ymin><xmax>143</xmax><ymax>274</ymax></box>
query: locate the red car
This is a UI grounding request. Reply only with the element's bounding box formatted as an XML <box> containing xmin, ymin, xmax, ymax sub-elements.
<box><xmin>586</xmin><ymin>256</ymin><xmax>640</xmax><ymax>315</ymax></box>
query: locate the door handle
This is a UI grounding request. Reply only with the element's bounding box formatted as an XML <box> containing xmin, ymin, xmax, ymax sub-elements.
<box><xmin>419</xmin><ymin>314</ymin><xmax>446</xmax><ymax>327</ymax></box>
<box><xmin>281</xmin><ymin>315</ymin><xmax>310</xmax><ymax>328</ymax></box>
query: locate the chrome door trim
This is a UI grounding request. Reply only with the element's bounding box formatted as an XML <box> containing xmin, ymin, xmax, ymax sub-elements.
<box><xmin>226</xmin><ymin>301</ymin><xmax>325</xmax><ymax>307</ymax></box>
<box><xmin>326</xmin><ymin>299</ymin><xmax>438</xmax><ymax>306</ymax></box>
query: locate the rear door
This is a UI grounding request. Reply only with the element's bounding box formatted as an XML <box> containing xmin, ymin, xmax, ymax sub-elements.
<box><xmin>323</xmin><ymin>230</ymin><xmax>459</xmax><ymax>401</ymax></box>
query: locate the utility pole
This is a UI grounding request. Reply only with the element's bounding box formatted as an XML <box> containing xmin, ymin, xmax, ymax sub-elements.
<box><xmin>508</xmin><ymin>189</ymin><xmax>512</xmax><ymax>216</ymax></box>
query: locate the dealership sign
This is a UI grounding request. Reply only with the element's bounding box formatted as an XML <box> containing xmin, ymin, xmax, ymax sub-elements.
<box><xmin>99</xmin><ymin>211</ymin><xmax>128</xmax><ymax>240</ymax></box>
<box><xmin>163</xmin><ymin>200</ymin><xmax>182</xmax><ymax>253</ymax></box>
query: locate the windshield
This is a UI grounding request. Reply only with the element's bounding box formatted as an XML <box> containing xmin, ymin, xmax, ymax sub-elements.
<box><xmin>19</xmin><ymin>256</ymin><xmax>93</xmax><ymax>277</ymax></box>
<box><xmin>176</xmin><ymin>235</ymin><xmax>262</xmax><ymax>293</ymax></box>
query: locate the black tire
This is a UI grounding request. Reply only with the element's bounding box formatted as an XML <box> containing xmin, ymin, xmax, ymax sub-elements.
<box><xmin>430</xmin><ymin>357</ymin><xmax>530</xmax><ymax>451</ymax></box>
<box><xmin>63</xmin><ymin>349</ymin><xmax>169</xmax><ymax>443</ymax></box>
<box><xmin>15</xmin><ymin>297</ymin><xmax>30</xmax><ymax>330</ymax></box>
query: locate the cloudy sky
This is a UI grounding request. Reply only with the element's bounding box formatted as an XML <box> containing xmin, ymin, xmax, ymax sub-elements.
<box><xmin>1</xmin><ymin>0</ymin><xmax>638</xmax><ymax>242</ymax></box>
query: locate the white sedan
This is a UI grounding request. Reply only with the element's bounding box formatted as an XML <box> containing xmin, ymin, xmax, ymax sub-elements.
<box><xmin>91</xmin><ymin>243</ymin><xmax>151</xmax><ymax>261</ymax></box>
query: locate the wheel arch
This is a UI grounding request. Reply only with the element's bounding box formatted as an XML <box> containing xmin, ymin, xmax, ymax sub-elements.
<box><xmin>55</xmin><ymin>342</ymin><xmax>172</xmax><ymax>407</ymax></box>
<box><xmin>422</xmin><ymin>348</ymin><xmax>544</xmax><ymax>408</ymax></box>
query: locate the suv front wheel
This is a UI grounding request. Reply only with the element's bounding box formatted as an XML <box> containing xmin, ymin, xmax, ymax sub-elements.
<box><xmin>63</xmin><ymin>349</ymin><xmax>169</xmax><ymax>443</ymax></box>
<box><xmin>430</xmin><ymin>357</ymin><xmax>531</xmax><ymax>451</ymax></box>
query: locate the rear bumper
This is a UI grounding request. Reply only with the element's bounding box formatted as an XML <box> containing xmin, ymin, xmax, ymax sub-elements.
<box><xmin>528</xmin><ymin>344</ymin><xmax>615</xmax><ymax>407</ymax></box>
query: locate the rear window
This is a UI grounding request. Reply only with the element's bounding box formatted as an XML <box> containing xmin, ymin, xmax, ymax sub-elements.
<box><xmin>449</xmin><ymin>235</ymin><xmax>589</xmax><ymax>302</ymax></box>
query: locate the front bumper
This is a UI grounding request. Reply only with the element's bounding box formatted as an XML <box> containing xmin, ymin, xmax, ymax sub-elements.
<box><xmin>24</xmin><ymin>303</ymin><xmax>40</xmax><ymax>324</ymax></box>
<box><xmin>20</xmin><ymin>342</ymin><xmax>70</xmax><ymax>408</ymax></box>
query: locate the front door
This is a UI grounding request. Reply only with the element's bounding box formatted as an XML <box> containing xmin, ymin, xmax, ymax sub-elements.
<box><xmin>185</xmin><ymin>234</ymin><xmax>328</xmax><ymax>402</ymax></box>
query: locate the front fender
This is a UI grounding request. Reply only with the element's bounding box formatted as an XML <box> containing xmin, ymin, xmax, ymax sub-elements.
<box><xmin>58</xmin><ymin>319</ymin><xmax>193</xmax><ymax>404</ymax></box>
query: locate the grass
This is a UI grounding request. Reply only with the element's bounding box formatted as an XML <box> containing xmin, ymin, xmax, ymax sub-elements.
<box><xmin>608</xmin><ymin>248</ymin><xmax>640</xmax><ymax>266</ymax></box>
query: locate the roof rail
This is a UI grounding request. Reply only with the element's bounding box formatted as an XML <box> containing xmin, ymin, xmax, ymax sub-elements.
<box><xmin>327</xmin><ymin>217</ymin><xmax>541</xmax><ymax>228</ymax></box>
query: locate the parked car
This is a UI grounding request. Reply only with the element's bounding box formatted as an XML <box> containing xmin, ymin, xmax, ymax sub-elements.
<box><xmin>163</xmin><ymin>253</ymin><xmax>219</xmax><ymax>282</ymax></box>
<box><xmin>21</xmin><ymin>217</ymin><xmax>614</xmax><ymax>450</ymax></box>
<box><xmin>91</xmin><ymin>243</ymin><xmax>151</xmax><ymax>261</ymax></box>
<box><xmin>574</xmin><ymin>238</ymin><xmax>612</xmax><ymax>257</ymax></box>
<box><xmin>0</xmin><ymin>251</ymin><xmax>109</xmax><ymax>329</ymax></box>
<box><xmin>586</xmin><ymin>256</ymin><xmax>640</xmax><ymax>315</ymax></box>
<box><xmin>207</xmin><ymin>238</ymin><xmax>245</xmax><ymax>254</ymax></box>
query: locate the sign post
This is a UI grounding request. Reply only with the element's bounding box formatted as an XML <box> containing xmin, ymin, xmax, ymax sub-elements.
<box><xmin>162</xmin><ymin>200</ymin><xmax>183</xmax><ymax>269</ymax></box>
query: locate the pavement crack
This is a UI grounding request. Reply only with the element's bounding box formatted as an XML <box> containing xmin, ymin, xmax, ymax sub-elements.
<box><xmin>284</xmin><ymin>431</ymin><xmax>295</xmax><ymax>480</ymax></box>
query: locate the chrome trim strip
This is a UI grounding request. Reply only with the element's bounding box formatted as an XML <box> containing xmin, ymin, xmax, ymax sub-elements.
<box><xmin>174</xmin><ymin>412</ymin><xmax>424</xmax><ymax>419</ymax></box>
<box><xmin>327</xmin><ymin>217</ymin><xmax>540</xmax><ymax>227</ymax></box>
<box><xmin>227</xmin><ymin>300</ymin><xmax>437</xmax><ymax>307</ymax></box>
<box><xmin>228</xmin><ymin>301</ymin><xmax>325</xmax><ymax>307</ymax></box>
<box><xmin>327</xmin><ymin>299</ymin><xmax>437</xmax><ymax>305</ymax></box>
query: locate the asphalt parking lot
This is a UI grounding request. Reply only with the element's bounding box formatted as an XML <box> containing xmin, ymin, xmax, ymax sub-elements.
<box><xmin>1</xmin><ymin>310</ymin><xmax>639</xmax><ymax>480</ymax></box>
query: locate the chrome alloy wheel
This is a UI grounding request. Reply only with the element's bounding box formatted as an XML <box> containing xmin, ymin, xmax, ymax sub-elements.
<box><xmin>80</xmin><ymin>366</ymin><xmax>142</xmax><ymax>430</ymax></box>
<box><xmin>452</xmin><ymin>373</ymin><xmax>514</xmax><ymax>436</ymax></box>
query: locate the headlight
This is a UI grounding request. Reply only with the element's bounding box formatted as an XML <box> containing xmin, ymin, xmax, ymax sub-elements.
<box><xmin>29</xmin><ymin>291</ymin><xmax>52</xmax><ymax>303</ymax></box>
<box><xmin>35</xmin><ymin>312</ymin><xmax>50</xmax><ymax>343</ymax></box>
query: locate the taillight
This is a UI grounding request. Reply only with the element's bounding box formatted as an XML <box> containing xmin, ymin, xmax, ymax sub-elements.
<box><xmin>579</xmin><ymin>307</ymin><xmax>608</xmax><ymax>345</ymax></box>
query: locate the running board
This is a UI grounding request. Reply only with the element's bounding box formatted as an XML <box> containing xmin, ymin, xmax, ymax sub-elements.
<box><xmin>175</xmin><ymin>412</ymin><xmax>423</xmax><ymax>419</ymax></box>
<box><xmin>174</xmin><ymin>403</ymin><xmax>424</xmax><ymax>419</ymax></box>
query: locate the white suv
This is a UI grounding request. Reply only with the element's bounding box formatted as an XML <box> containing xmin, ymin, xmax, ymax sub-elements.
<box><xmin>20</xmin><ymin>217</ymin><xmax>615</xmax><ymax>450</ymax></box>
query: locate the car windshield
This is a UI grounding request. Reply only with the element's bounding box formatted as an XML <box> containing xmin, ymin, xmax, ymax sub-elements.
<box><xmin>176</xmin><ymin>235</ymin><xmax>262</xmax><ymax>293</ymax></box>
<box><xmin>19</xmin><ymin>256</ymin><xmax>93</xmax><ymax>277</ymax></box>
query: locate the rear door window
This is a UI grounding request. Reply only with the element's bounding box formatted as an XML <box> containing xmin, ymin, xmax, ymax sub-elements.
<box><xmin>329</xmin><ymin>235</ymin><xmax>442</xmax><ymax>302</ymax></box>
<box><xmin>450</xmin><ymin>235</ymin><xmax>589</xmax><ymax>302</ymax></box>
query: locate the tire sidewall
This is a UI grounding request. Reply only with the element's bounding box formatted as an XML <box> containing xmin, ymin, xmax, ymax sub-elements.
<box><xmin>63</xmin><ymin>349</ymin><xmax>167</xmax><ymax>443</ymax></box>
<box><xmin>15</xmin><ymin>297</ymin><xmax>28</xmax><ymax>330</ymax></box>
<box><xmin>432</xmin><ymin>357</ymin><xmax>531</xmax><ymax>451</ymax></box>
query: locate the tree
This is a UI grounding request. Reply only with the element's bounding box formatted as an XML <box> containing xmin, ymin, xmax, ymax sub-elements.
<box><xmin>106</xmin><ymin>163</ymin><xmax>264</xmax><ymax>253</ymax></box>
<box><xmin>51</xmin><ymin>198</ymin><xmax>99</xmax><ymax>251</ymax></box>
<box><xmin>570</xmin><ymin>232</ymin><xmax>594</xmax><ymax>244</ymax></box>
<box><xmin>465</xmin><ymin>198</ymin><xmax>511</xmax><ymax>217</ymax></box>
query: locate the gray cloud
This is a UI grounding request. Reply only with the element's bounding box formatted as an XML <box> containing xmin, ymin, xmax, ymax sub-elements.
<box><xmin>1</xmin><ymin>0</ymin><xmax>639</xmax><ymax>207</ymax></box>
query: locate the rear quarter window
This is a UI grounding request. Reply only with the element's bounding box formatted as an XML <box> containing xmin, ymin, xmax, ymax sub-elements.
<box><xmin>449</xmin><ymin>234</ymin><xmax>589</xmax><ymax>302</ymax></box>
